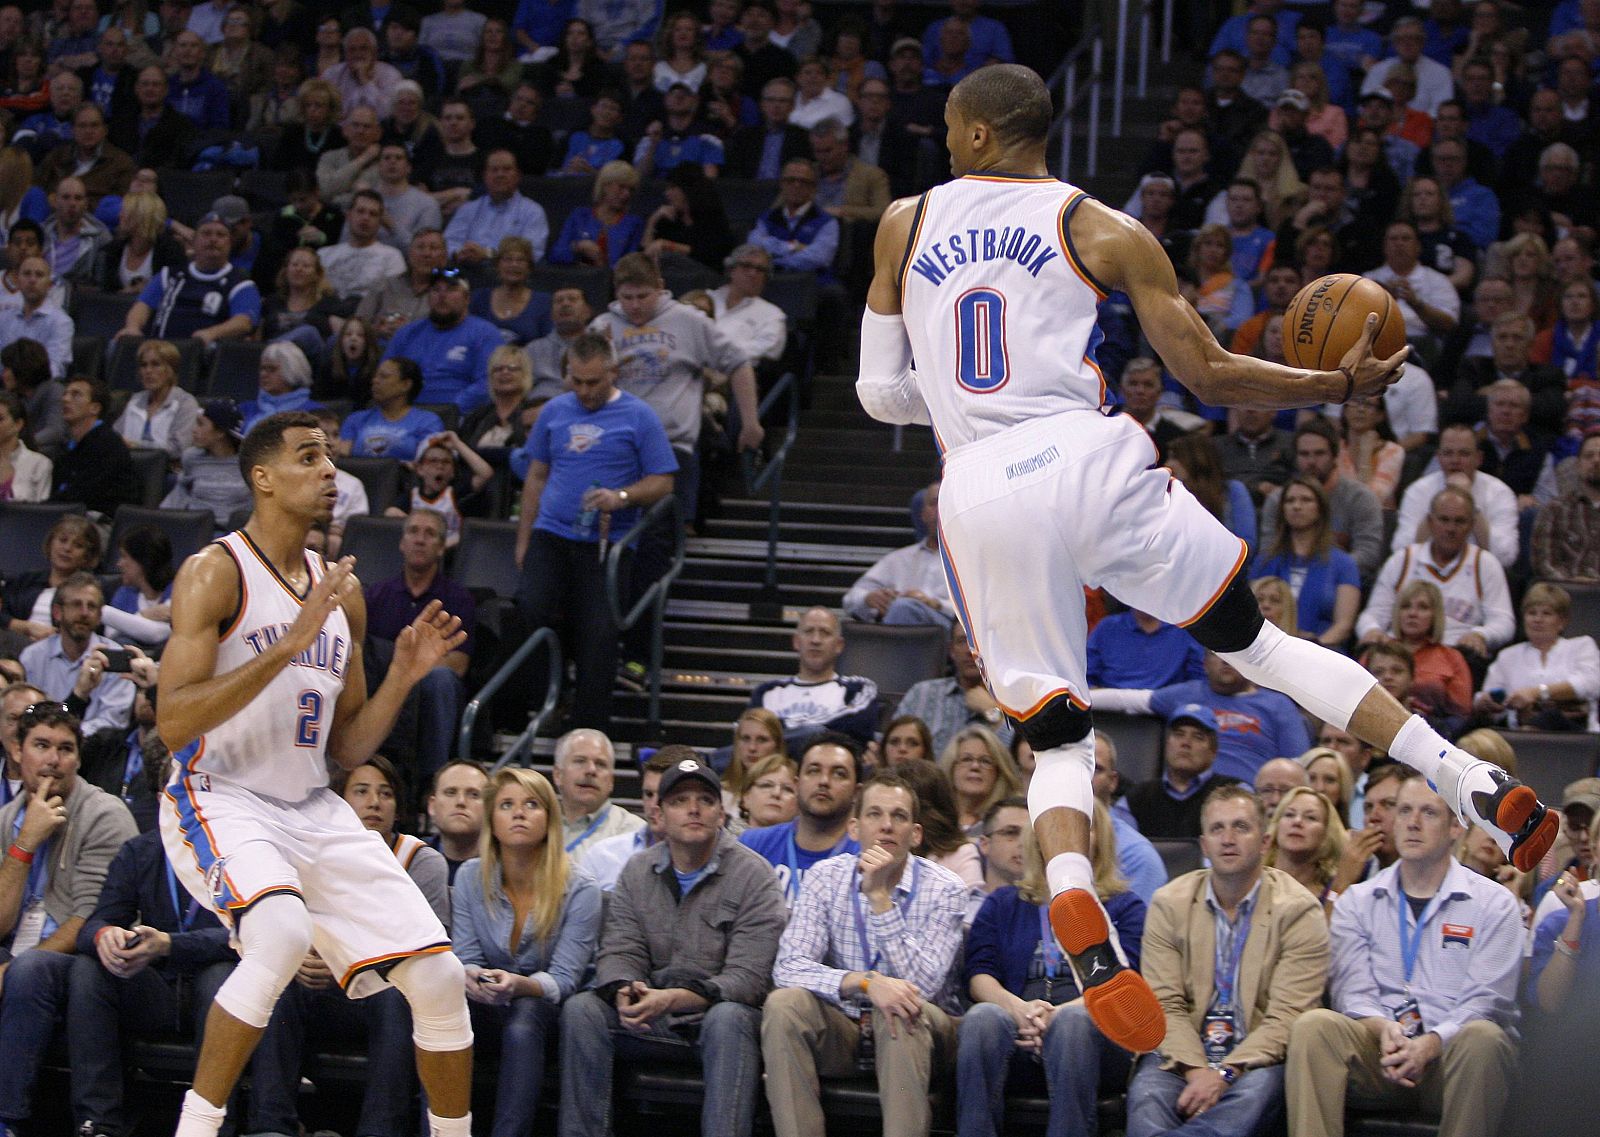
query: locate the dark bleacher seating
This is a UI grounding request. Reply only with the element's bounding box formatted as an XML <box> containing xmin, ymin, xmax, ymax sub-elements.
<box><xmin>106</xmin><ymin>507</ymin><xmax>214</xmax><ymax>570</ymax></box>
<box><xmin>339</xmin><ymin>514</ymin><xmax>406</xmax><ymax>584</ymax></box>
<box><xmin>71</xmin><ymin>333</ymin><xmax>105</xmax><ymax>381</ymax></box>
<box><xmin>0</xmin><ymin>501</ymin><xmax>82</xmax><ymax>576</ymax></box>
<box><xmin>838</xmin><ymin>623</ymin><xmax>948</xmax><ymax>711</ymax></box>
<box><xmin>237</xmin><ymin>168</ymin><xmax>289</xmax><ymax>210</ymax></box>
<box><xmin>1493</xmin><ymin>729</ymin><xmax>1599</xmax><ymax>805</ymax></box>
<box><xmin>520</xmin><ymin>175</ymin><xmax>597</xmax><ymax>239</ymax></box>
<box><xmin>1097</xmin><ymin>713</ymin><xmax>1165</xmax><ymax>786</ymax></box>
<box><xmin>660</xmin><ymin>252</ymin><xmax>721</xmax><ymax>297</ymax></box>
<box><xmin>157</xmin><ymin>169</ymin><xmax>237</xmax><ymax>226</ymax></box>
<box><xmin>129</xmin><ymin>448</ymin><xmax>169</xmax><ymax>508</ymax></box>
<box><xmin>205</xmin><ymin>340</ymin><xmax>266</xmax><ymax>402</ymax></box>
<box><xmin>335</xmin><ymin>456</ymin><xmax>402</xmax><ymax>514</ymax></box>
<box><xmin>417</xmin><ymin>402</ymin><xmax>461</xmax><ymax>431</ymax></box>
<box><xmin>1150</xmin><ymin>838</ymin><xmax>1203</xmax><ymax>879</ymax></box>
<box><xmin>717</xmin><ymin>178</ymin><xmax>780</xmax><ymax>236</ymax></box>
<box><xmin>1555</xmin><ymin>581</ymin><xmax>1600</xmax><ymax>643</ymax></box>
<box><xmin>453</xmin><ymin>519</ymin><xmax>520</xmax><ymax>598</ymax></box>
<box><xmin>71</xmin><ymin>291</ymin><xmax>136</xmax><ymax>340</ymax></box>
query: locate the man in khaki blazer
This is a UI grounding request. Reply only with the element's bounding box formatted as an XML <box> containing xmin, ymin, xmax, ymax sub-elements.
<box><xmin>1126</xmin><ymin>784</ymin><xmax>1330</xmax><ymax>1137</ymax></box>
<box><xmin>810</xmin><ymin>119</ymin><xmax>891</xmax><ymax>224</ymax></box>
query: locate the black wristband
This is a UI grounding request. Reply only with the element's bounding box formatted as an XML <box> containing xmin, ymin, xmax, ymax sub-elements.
<box><xmin>1338</xmin><ymin>366</ymin><xmax>1355</xmax><ymax>404</ymax></box>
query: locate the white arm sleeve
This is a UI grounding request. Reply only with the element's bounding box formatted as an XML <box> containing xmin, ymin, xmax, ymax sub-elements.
<box><xmin>856</xmin><ymin>308</ymin><xmax>930</xmax><ymax>426</ymax></box>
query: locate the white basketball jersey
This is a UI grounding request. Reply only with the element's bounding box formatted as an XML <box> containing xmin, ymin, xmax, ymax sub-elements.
<box><xmin>900</xmin><ymin>175</ymin><xmax>1110</xmax><ymax>452</ymax></box>
<box><xmin>174</xmin><ymin>531</ymin><xmax>353</xmax><ymax>803</ymax></box>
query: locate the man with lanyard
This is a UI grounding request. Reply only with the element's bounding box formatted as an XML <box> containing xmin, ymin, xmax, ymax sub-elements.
<box><xmin>1126</xmin><ymin>785</ymin><xmax>1329</xmax><ymax>1137</ymax></box>
<box><xmin>762</xmin><ymin>771</ymin><xmax>969</xmax><ymax>1137</ymax></box>
<box><xmin>66</xmin><ymin>825</ymin><xmax>236</xmax><ymax>1137</ymax></box>
<box><xmin>579</xmin><ymin>747</ymin><xmax>680</xmax><ymax>891</ymax></box>
<box><xmin>0</xmin><ymin>682</ymin><xmax>48</xmax><ymax>808</ymax></box>
<box><xmin>0</xmin><ymin>703</ymin><xmax>138</xmax><ymax>1135</ymax></box>
<box><xmin>551</xmin><ymin>728</ymin><xmax>644</xmax><ymax>862</ymax></box>
<box><xmin>740</xmin><ymin>732</ymin><xmax>862</xmax><ymax>905</ymax></box>
<box><xmin>1286</xmin><ymin>770</ymin><xmax>1522</xmax><ymax>1137</ymax></box>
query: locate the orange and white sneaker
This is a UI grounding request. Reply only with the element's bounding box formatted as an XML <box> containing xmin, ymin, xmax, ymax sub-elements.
<box><xmin>1468</xmin><ymin>767</ymin><xmax>1559</xmax><ymax>873</ymax></box>
<box><xmin>1048</xmin><ymin>888</ymin><xmax>1165</xmax><ymax>1054</ymax></box>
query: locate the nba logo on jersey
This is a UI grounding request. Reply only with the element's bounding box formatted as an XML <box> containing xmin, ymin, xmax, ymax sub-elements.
<box><xmin>205</xmin><ymin>856</ymin><xmax>229</xmax><ymax>903</ymax></box>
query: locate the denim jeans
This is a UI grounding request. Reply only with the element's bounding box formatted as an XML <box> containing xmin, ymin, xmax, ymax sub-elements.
<box><xmin>67</xmin><ymin>953</ymin><xmax>233</xmax><ymax>1136</ymax></box>
<box><xmin>249</xmin><ymin>982</ymin><xmax>415</xmax><ymax>1137</ymax></box>
<box><xmin>558</xmin><ymin>990</ymin><xmax>762</xmax><ymax>1137</ymax></box>
<box><xmin>0</xmin><ymin>949</ymin><xmax>74</xmax><ymax>1123</ymax></box>
<box><xmin>882</xmin><ymin>596</ymin><xmax>954</xmax><ymax>628</ymax></box>
<box><xmin>1125</xmin><ymin>1052</ymin><xmax>1285</xmax><ymax>1137</ymax></box>
<box><xmin>956</xmin><ymin>1001</ymin><xmax>1132</xmax><ymax>1137</ymax></box>
<box><xmin>471</xmin><ymin>996</ymin><xmax>559</xmax><ymax>1137</ymax></box>
<box><xmin>414</xmin><ymin>666</ymin><xmax>464</xmax><ymax>786</ymax></box>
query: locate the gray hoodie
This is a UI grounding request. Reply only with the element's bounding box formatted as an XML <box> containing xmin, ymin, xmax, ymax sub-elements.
<box><xmin>589</xmin><ymin>291</ymin><xmax>749</xmax><ymax>451</ymax></box>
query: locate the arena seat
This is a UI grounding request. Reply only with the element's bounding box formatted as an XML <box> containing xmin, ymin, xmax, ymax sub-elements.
<box><xmin>453</xmin><ymin>518</ymin><xmax>522</xmax><ymax>642</ymax></box>
<box><xmin>335</xmin><ymin>456</ymin><xmax>402</xmax><ymax>514</ymax></box>
<box><xmin>1553</xmin><ymin>581</ymin><xmax>1600</xmax><ymax>642</ymax></box>
<box><xmin>129</xmin><ymin>448</ymin><xmax>169</xmax><ymax>508</ymax></box>
<box><xmin>1150</xmin><ymin>838</ymin><xmax>1203</xmax><ymax>879</ymax></box>
<box><xmin>1096</xmin><ymin>713</ymin><xmax>1165</xmax><ymax>786</ymax></box>
<box><xmin>1492</xmin><ymin>729</ymin><xmax>1599</xmax><ymax>805</ymax></box>
<box><xmin>416</xmin><ymin>402</ymin><xmax>461</xmax><ymax>431</ymax></box>
<box><xmin>157</xmin><ymin>169</ymin><xmax>237</xmax><ymax>226</ymax></box>
<box><xmin>106</xmin><ymin>507</ymin><xmax>215</xmax><ymax>571</ymax></box>
<box><xmin>205</xmin><ymin>340</ymin><xmax>267</xmax><ymax>402</ymax></box>
<box><xmin>71</xmin><ymin>333</ymin><xmax>106</xmax><ymax>381</ymax></box>
<box><xmin>838</xmin><ymin>623</ymin><xmax>949</xmax><ymax>710</ymax></box>
<box><xmin>0</xmin><ymin>501</ymin><xmax>83</xmax><ymax>576</ymax></box>
<box><xmin>70</xmin><ymin>291</ymin><xmax>137</xmax><ymax>340</ymax></box>
<box><xmin>660</xmin><ymin>251</ymin><xmax>722</xmax><ymax>296</ymax></box>
<box><xmin>339</xmin><ymin>514</ymin><xmax>406</xmax><ymax>584</ymax></box>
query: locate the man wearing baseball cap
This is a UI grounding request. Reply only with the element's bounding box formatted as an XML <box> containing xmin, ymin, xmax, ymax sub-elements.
<box><xmin>557</xmin><ymin>747</ymin><xmax>786</xmax><ymax>1137</ymax></box>
<box><xmin>1272</xmin><ymin>88</ymin><xmax>1334</xmax><ymax>177</ymax></box>
<box><xmin>1123</xmin><ymin>702</ymin><xmax>1244</xmax><ymax>840</ymax></box>
<box><xmin>161</xmin><ymin>399</ymin><xmax>250</xmax><ymax>529</ymax></box>
<box><xmin>114</xmin><ymin>211</ymin><xmax>260</xmax><ymax>344</ymax></box>
<box><xmin>207</xmin><ymin>193</ymin><xmax>259</xmax><ymax>274</ymax></box>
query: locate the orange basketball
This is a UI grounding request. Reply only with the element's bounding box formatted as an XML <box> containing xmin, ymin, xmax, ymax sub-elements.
<box><xmin>1280</xmin><ymin>273</ymin><xmax>1407</xmax><ymax>372</ymax></box>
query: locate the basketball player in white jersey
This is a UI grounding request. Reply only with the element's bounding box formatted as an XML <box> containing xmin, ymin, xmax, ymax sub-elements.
<box><xmin>155</xmin><ymin>411</ymin><xmax>474</xmax><ymax>1137</ymax></box>
<box><xmin>858</xmin><ymin>65</ymin><xmax>1558</xmax><ymax>1057</ymax></box>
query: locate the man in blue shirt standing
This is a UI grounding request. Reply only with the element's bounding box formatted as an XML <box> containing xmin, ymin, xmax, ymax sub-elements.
<box><xmin>511</xmin><ymin>331</ymin><xmax>677</xmax><ymax>728</ymax></box>
<box><xmin>383</xmin><ymin>268</ymin><xmax>503</xmax><ymax>411</ymax></box>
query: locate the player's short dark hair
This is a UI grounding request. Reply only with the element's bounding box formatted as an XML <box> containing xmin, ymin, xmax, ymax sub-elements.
<box><xmin>798</xmin><ymin>730</ymin><xmax>863</xmax><ymax>781</ymax></box>
<box><xmin>428</xmin><ymin>758</ymin><xmax>489</xmax><ymax>796</ymax></box>
<box><xmin>239</xmin><ymin>410</ymin><xmax>322</xmax><ymax>482</ymax></box>
<box><xmin>17</xmin><ymin>700</ymin><xmax>81</xmax><ymax>750</ymax></box>
<box><xmin>853</xmin><ymin>770</ymin><xmax>920</xmax><ymax>822</ymax></box>
<box><xmin>949</xmin><ymin>64</ymin><xmax>1054</xmax><ymax>149</ymax></box>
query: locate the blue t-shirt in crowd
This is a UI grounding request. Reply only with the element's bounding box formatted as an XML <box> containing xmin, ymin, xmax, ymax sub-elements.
<box><xmin>965</xmin><ymin>886</ymin><xmax>1147</xmax><ymax>1001</ymax></box>
<box><xmin>1086</xmin><ymin>611</ymin><xmax>1205</xmax><ymax>690</ymax></box>
<box><xmin>1251</xmin><ymin>547</ymin><xmax>1360</xmax><ymax>638</ymax></box>
<box><xmin>339</xmin><ymin>405</ymin><xmax>447</xmax><ymax>461</ymax></box>
<box><xmin>513</xmin><ymin>389</ymin><xmax>677</xmax><ymax>542</ymax></box>
<box><xmin>561</xmin><ymin>132</ymin><xmax>626</xmax><ymax>172</ymax></box>
<box><xmin>739</xmin><ymin>819</ymin><xmax>860</xmax><ymax>904</ymax></box>
<box><xmin>383</xmin><ymin>314</ymin><xmax>503</xmax><ymax>411</ymax></box>
<box><xmin>1148</xmin><ymin>680</ymin><xmax>1311</xmax><ymax>783</ymax></box>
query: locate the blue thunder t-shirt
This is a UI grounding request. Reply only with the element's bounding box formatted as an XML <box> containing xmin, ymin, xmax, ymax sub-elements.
<box><xmin>515</xmin><ymin>389</ymin><xmax>677</xmax><ymax>542</ymax></box>
<box><xmin>1148</xmin><ymin>681</ymin><xmax>1312</xmax><ymax>783</ymax></box>
<box><xmin>383</xmin><ymin>314</ymin><xmax>504</xmax><ymax>410</ymax></box>
<box><xmin>739</xmin><ymin>819</ymin><xmax>860</xmax><ymax>903</ymax></box>
<box><xmin>339</xmin><ymin>406</ymin><xmax>447</xmax><ymax>460</ymax></box>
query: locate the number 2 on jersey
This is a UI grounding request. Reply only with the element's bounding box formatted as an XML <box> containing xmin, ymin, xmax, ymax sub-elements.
<box><xmin>955</xmin><ymin>287</ymin><xmax>1009</xmax><ymax>393</ymax></box>
<box><xmin>294</xmin><ymin>690</ymin><xmax>323</xmax><ymax>748</ymax></box>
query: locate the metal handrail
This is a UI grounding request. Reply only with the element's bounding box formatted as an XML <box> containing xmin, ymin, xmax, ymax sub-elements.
<box><xmin>605</xmin><ymin>493</ymin><xmax>686</xmax><ymax>729</ymax></box>
<box><xmin>740</xmin><ymin>370</ymin><xmax>802</xmax><ymax>596</ymax></box>
<box><xmin>1056</xmin><ymin>31</ymin><xmax>1104</xmax><ymax>182</ymax></box>
<box><xmin>457</xmin><ymin>626</ymin><xmax>561</xmax><ymax>770</ymax></box>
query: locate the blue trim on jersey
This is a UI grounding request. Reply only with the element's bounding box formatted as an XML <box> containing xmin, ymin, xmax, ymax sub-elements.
<box><xmin>937</xmin><ymin>527</ymin><xmax>976</xmax><ymax>648</ymax></box>
<box><xmin>1061</xmin><ymin>193</ymin><xmax>1112</xmax><ymax>297</ymax></box>
<box><xmin>164</xmin><ymin>757</ymin><xmax>241</xmax><ymax>910</ymax></box>
<box><xmin>1083</xmin><ymin>320</ymin><xmax>1106</xmax><ymax>402</ymax></box>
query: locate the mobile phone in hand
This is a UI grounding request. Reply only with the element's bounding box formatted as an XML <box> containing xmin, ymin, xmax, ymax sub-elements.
<box><xmin>100</xmin><ymin>649</ymin><xmax>133</xmax><ymax>673</ymax></box>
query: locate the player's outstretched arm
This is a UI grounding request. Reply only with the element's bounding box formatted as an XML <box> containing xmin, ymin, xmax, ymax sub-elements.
<box><xmin>326</xmin><ymin>588</ymin><xmax>466</xmax><ymax>771</ymax></box>
<box><xmin>857</xmin><ymin>195</ymin><xmax>930</xmax><ymax>426</ymax></box>
<box><xmin>156</xmin><ymin>548</ymin><xmax>360</xmax><ymax>752</ymax></box>
<box><xmin>1074</xmin><ymin>198</ymin><xmax>1408</xmax><ymax>408</ymax></box>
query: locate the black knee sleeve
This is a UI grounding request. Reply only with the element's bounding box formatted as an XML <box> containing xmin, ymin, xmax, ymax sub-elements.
<box><xmin>1015</xmin><ymin>694</ymin><xmax>1094</xmax><ymax>752</ymax></box>
<box><xmin>1184</xmin><ymin>572</ymin><xmax>1265</xmax><ymax>654</ymax></box>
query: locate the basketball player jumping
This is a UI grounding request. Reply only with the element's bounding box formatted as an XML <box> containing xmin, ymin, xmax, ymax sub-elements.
<box><xmin>156</xmin><ymin>412</ymin><xmax>474</xmax><ymax>1137</ymax></box>
<box><xmin>859</xmin><ymin>65</ymin><xmax>1558</xmax><ymax>1056</ymax></box>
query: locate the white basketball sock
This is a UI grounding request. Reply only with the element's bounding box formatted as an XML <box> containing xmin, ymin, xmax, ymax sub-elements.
<box><xmin>1045</xmin><ymin>852</ymin><xmax>1094</xmax><ymax>897</ymax></box>
<box><xmin>174</xmin><ymin>1089</ymin><xmax>226</xmax><ymax>1137</ymax></box>
<box><xmin>429</xmin><ymin>1111</ymin><xmax>472</xmax><ymax>1137</ymax></box>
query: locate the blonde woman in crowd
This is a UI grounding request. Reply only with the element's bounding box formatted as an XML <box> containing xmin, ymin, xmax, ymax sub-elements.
<box><xmin>941</xmin><ymin>724</ymin><xmax>1024</xmax><ymax>836</ymax></box>
<box><xmin>1265</xmin><ymin>785</ymin><xmax>1350</xmax><ymax>911</ymax></box>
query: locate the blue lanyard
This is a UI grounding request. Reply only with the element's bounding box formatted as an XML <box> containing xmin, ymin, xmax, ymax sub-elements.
<box><xmin>121</xmin><ymin>731</ymin><xmax>144</xmax><ymax>798</ymax></box>
<box><xmin>783</xmin><ymin>828</ymin><xmax>851</xmax><ymax>900</ymax></box>
<box><xmin>850</xmin><ymin>858</ymin><xmax>920</xmax><ymax>972</ymax></box>
<box><xmin>1213</xmin><ymin>902</ymin><xmax>1253</xmax><ymax>1011</ymax></box>
<box><xmin>12</xmin><ymin>808</ymin><xmax>49</xmax><ymax>907</ymax></box>
<box><xmin>1397</xmin><ymin>888</ymin><xmax>1438</xmax><ymax>986</ymax></box>
<box><xmin>166</xmin><ymin>864</ymin><xmax>201</xmax><ymax>933</ymax></box>
<box><xmin>564</xmin><ymin>804</ymin><xmax>610</xmax><ymax>854</ymax></box>
<box><xmin>1037</xmin><ymin>904</ymin><xmax>1065</xmax><ymax>978</ymax></box>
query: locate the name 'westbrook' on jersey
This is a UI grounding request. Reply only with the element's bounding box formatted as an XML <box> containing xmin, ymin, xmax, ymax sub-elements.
<box><xmin>899</xmin><ymin>176</ymin><xmax>1110</xmax><ymax>452</ymax></box>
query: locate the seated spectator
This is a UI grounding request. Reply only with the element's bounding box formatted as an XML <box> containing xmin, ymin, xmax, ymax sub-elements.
<box><xmin>1456</xmin><ymin>317</ymin><xmax>1567</xmax><ymax>441</ymax></box>
<box><xmin>1474</xmin><ymin>379</ymin><xmax>1557</xmax><ymax>510</ymax></box>
<box><xmin>725</xmin><ymin>75</ymin><xmax>807</xmax><ymax>179</ymax></box>
<box><xmin>525</xmin><ymin>285</ymin><xmax>592</xmax><ymax>401</ymax></box>
<box><xmin>424</xmin><ymin>760</ymin><xmax>489</xmax><ymax>883</ymax></box>
<box><xmin>160</xmin><ymin>398</ymin><xmax>249</xmax><ymax>529</ymax></box>
<box><xmin>0</xmin><ymin>36</ymin><xmax>48</xmax><ymax>119</ymax></box>
<box><xmin>1087</xmin><ymin>737</ymin><xmax>1168</xmax><ymax>903</ymax></box>
<box><xmin>640</xmin><ymin>162</ymin><xmax>735</xmax><ymax>269</ymax></box>
<box><xmin>0</xmin><ymin>333</ymin><xmax>62</xmax><ymax>455</ymax></box>
<box><xmin>20</xmin><ymin>572</ymin><xmax>137</xmax><ymax>735</ymax></box>
<box><xmin>260</xmin><ymin>247</ymin><xmax>343</xmax><ymax>365</ymax></box>
<box><xmin>459</xmin><ymin>345</ymin><xmax>536</xmax><ymax>451</ymax></box>
<box><xmin>114</xmin><ymin>339</ymin><xmax>199</xmax><ymax>467</ymax></box>
<box><xmin>388</xmin><ymin>434</ymin><xmax>491</xmax><ymax>545</ymax></box>
<box><xmin>559</xmin><ymin>754</ymin><xmax>786</xmax><ymax>1137</ymax></box>
<box><xmin>549</xmin><ymin>727</ymin><xmax>647</xmax><ymax>859</ymax></box>
<box><xmin>0</xmin><ymin>389</ymin><xmax>49</xmax><ymax>502</ymax></box>
<box><xmin>36</xmin><ymin>104</ymin><xmax>132</xmax><ymax>209</ymax></box>
<box><xmin>1362</xmin><ymin>513</ymin><xmax>1506</xmax><ymax>695</ymax></box>
<box><xmin>1252</xmin><ymin>476</ymin><xmax>1361</xmax><ymax>648</ymax></box>
<box><xmin>749</xmin><ymin>606</ymin><xmax>880</xmax><ymax>752</ymax></box>
<box><xmin>116</xmin><ymin>212</ymin><xmax>260</xmax><ymax>345</ymax></box>
<box><xmin>417</xmin><ymin>101</ymin><xmax>485</xmax><ymax>221</ymax></box>
<box><xmin>452</xmin><ymin>766</ymin><xmax>602</xmax><ymax>1137</ymax></box>
<box><xmin>268</xmin><ymin>78</ymin><xmax>345</xmax><ymax>175</ymax></box>
<box><xmin>747</xmin><ymin>157</ymin><xmax>838</xmax><ymax>281</ymax></box>
<box><xmin>1334</xmin><ymin>393</ymin><xmax>1404</xmax><ymax>509</ymax></box>
<box><xmin>938</xmin><ymin>724</ymin><xmax>1022</xmax><ymax>837</ymax></box>
<box><xmin>317</xmin><ymin>105</ymin><xmax>383</xmax><ymax>210</ymax></box>
<box><xmin>364</xmin><ymin>509</ymin><xmax>474</xmax><ymax>783</ymax></box>
<box><xmin>1524</xmin><ymin>847</ymin><xmax>1600</xmax><ymax>1128</ymax></box>
<box><xmin>1116</xmin><ymin>358</ymin><xmax>1207</xmax><ymax>456</ymax></box>
<box><xmin>896</xmin><ymin>621</ymin><xmax>1012</xmax><ymax>755</ymax></box>
<box><xmin>1399</xmin><ymin>175</ymin><xmax>1475</xmax><ymax>293</ymax></box>
<box><xmin>1251</xmin><ymin>576</ymin><xmax>1298</xmax><ymax>637</ymax></box>
<box><xmin>0</xmin><ymin>255</ymin><xmax>69</xmax><ymax>378</ymax></box>
<box><xmin>738</xmin><ymin>752</ymin><xmax>800</xmax><ymax>830</ymax></box>
<box><xmin>324</xmin><ymin>26</ymin><xmax>402</xmax><ymax>120</ymax></box>
<box><xmin>1254</xmin><ymin>756</ymin><xmax>1309</xmax><ymax>817</ymax></box>
<box><xmin>549</xmin><ymin>161</ymin><xmax>644</xmax><ymax>269</ymax></box>
<box><xmin>740</xmin><ymin>732</ymin><xmax>861</xmax><ymax>902</ymax></box>
<box><xmin>444</xmin><ymin>148</ymin><xmax>549</xmax><ymax>265</ymax></box>
<box><xmin>709</xmin><ymin>244</ymin><xmax>785</xmax><ymax>367</ymax></box>
<box><xmin>1188</xmin><ymin>222</ymin><xmax>1255</xmax><ymax>337</ymax></box>
<box><xmin>732</xmin><ymin>4</ymin><xmax>796</xmax><ymax>103</ymax></box>
<box><xmin>1364</xmin><ymin>220</ymin><xmax>1460</xmax><ymax>351</ymax></box>
<box><xmin>1285</xmin><ymin>773</ymin><xmax>1520</xmax><ymax>1136</ymax></box>
<box><xmin>1360</xmin><ymin>17</ymin><xmax>1451</xmax><ymax>115</ymax></box>
<box><xmin>90</xmin><ymin>189</ymin><xmax>183</xmax><ymax>295</ymax></box>
<box><xmin>1475</xmin><ymin>583</ymin><xmax>1600</xmax><ymax>732</ymax></box>
<box><xmin>1088</xmin><ymin>607</ymin><xmax>1206</xmax><ymax>690</ymax></box>
<box><xmin>790</xmin><ymin>55</ymin><xmax>851</xmax><ymax>130</ymax></box>
<box><xmin>52</xmin><ymin>376</ymin><xmax>136</xmax><ymax>516</ymax></box>
<box><xmin>1281</xmin><ymin>59</ymin><xmax>1347</xmax><ymax>152</ymax></box>
<box><xmin>633</xmin><ymin>81</ymin><xmax>724</xmax><ymax>178</ymax></box>
<box><xmin>1304</xmin><ymin>747</ymin><xmax>1355</xmax><ymax>825</ymax></box>
<box><xmin>354</xmin><ymin>227</ymin><xmax>447</xmax><ymax>347</ymax></box>
<box><xmin>923</xmin><ymin>17</ymin><xmax>976</xmax><ymax>87</ymax></box>
<box><xmin>1429</xmin><ymin>137</ymin><xmax>1499</xmax><ymax>252</ymax></box>
<box><xmin>762</xmin><ymin>771</ymin><xmax>968</xmax><ymax>1137</ymax></box>
<box><xmin>208</xmin><ymin>3</ymin><xmax>271</xmax><ymax>103</ymax></box>
<box><xmin>578</xmin><ymin>748</ymin><xmax>672</xmax><ymax>886</ymax></box>
<box><xmin>371</xmin><ymin>141</ymin><xmax>442</xmax><ymax>250</ymax></box>
<box><xmin>1391</xmin><ymin>424</ymin><xmax>1518</xmax><ymax>568</ymax></box>
<box><xmin>0</xmin><ymin>513</ymin><xmax>100</xmax><ymax>644</ymax></box>
<box><xmin>469</xmin><ymin>236</ymin><xmax>553</xmax><ymax>347</ymax></box>
<box><xmin>1129</xmin><ymin>784</ymin><xmax>1329</xmax><ymax>1137</ymax></box>
<box><xmin>381</xmin><ymin>9</ymin><xmax>444</xmax><ymax>104</ymax></box>
<box><xmin>0</xmin><ymin>703</ymin><xmax>138</xmax><ymax>1134</ymax></box>
<box><xmin>1216</xmin><ymin>402</ymin><xmax>1295</xmax><ymax>504</ymax></box>
<box><xmin>247</xmin><ymin>754</ymin><xmax>445</xmax><ymax>1137</ymax></box>
<box><xmin>475</xmin><ymin>82</ymin><xmax>553</xmax><ymax>176</ymax></box>
<box><xmin>1265</xmin><ymin>783</ymin><xmax>1352</xmax><ymax>910</ymax></box>
<box><xmin>165</xmin><ymin>29</ymin><xmax>228</xmax><ymax>130</ymax></box>
<box><xmin>257</xmin><ymin>170</ymin><xmax>343</xmax><ymax>288</ymax></box>
<box><xmin>457</xmin><ymin>17</ymin><xmax>524</xmax><ymax>109</ymax></box>
<box><xmin>810</xmin><ymin>116</ymin><xmax>888</xmax><ymax>224</ymax></box>
<box><xmin>1533</xmin><ymin>279</ymin><xmax>1600</xmax><ymax>380</ymax></box>
<box><xmin>41</xmin><ymin>175</ymin><xmax>108</xmax><ymax>284</ymax></box>
<box><xmin>241</xmin><ymin>342</ymin><xmax>319</xmax><ymax>431</ymax></box>
<box><xmin>383</xmin><ymin>267</ymin><xmax>503</xmax><ymax>411</ymax></box>
<box><xmin>12</xmin><ymin>70</ymin><xmax>82</xmax><ymax>161</ymax></box>
<box><xmin>558</xmin><ymin>90</ymin><xmax>627</xmax><ymax>176</ymax></box>
<box><xmin>319</xmin><ymin>188</ymin><xmax>406</xmax><ymax>301</ymax></box>
<box><xmin>960</xmin><ymin>799</ymin><xmax>1144</xmax><ymax>1137</ymax></box>
<box><xmin>842</xmin><ymin>479</ymin><xmax>949</xmax><ymax>625</ymax></box>
<box><xmin>1532</xmin><ymin>431</ymin><xmax>1600</xmax><ymax>582</ymax></box>
<box><xmin>1123</xmin><ymin>704</ymin><xmax>1244</xmax><ymax>840</ymax></box>
<box><xmin>338</xmin><ymin>357</ymin><xmax>444</xmax><ymax>460</ymax></box>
